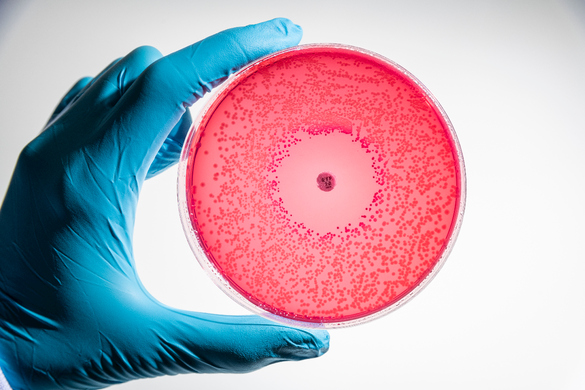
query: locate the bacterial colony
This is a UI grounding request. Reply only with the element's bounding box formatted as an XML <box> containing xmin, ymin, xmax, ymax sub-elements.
<box><xmin>184</xmin><ymin>46</ymin><xmax>463</xmax><ymax>325</ymax></box>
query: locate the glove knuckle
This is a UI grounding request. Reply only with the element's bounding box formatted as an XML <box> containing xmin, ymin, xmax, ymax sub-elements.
<box><xmin>17</xmin><ymin>139</ymin><xmax>47</xmax><ymax>171</ymax></box>
<box><xmin>128</xmin><ymin>45</ymin><xmax>163</xmax><ymax>65</ymax></box>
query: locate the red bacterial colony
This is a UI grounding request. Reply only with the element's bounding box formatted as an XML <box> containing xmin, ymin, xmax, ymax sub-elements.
<box><xmin>181</xmin><ymin>45</ymin><xmax>464</xmax><ymax>327</ymax></box>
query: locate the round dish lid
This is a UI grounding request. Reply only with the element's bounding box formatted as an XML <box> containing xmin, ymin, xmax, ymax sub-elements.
<box><xmin>178</xmin><ymin>44</ymin><xmax>465</xmax><ymax>328</ymax></box>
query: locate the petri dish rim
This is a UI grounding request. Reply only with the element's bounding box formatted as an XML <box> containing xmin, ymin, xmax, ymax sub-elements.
<box><xmin>177</xmin><ymin>43</ymin><xmax>466</xmax><ymax>329</ymax></box>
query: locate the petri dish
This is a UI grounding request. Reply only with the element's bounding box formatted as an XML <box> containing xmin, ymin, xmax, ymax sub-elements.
<box><xmin>178</xmin><ymin>44</ymin><xmax>465</xmax><ymax>328</ymax></box>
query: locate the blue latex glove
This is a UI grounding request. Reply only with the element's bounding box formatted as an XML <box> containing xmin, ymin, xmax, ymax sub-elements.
<box><xmin>0</xmin><ymin>18</ymin><xmax>329</xmax><ymax>390</ymax></box>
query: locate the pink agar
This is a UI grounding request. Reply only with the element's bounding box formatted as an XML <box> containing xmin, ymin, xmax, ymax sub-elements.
<box><xmin>184</xmin><ymin>45</ymin><xmax>463</xmax><ymax>325</ymax></box>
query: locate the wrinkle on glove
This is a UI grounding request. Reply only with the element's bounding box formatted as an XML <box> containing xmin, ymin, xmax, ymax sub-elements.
<box><xmin>0</xmin><ymin>18</ymin><xmax>329</xmax><ymax>390</ymax></box>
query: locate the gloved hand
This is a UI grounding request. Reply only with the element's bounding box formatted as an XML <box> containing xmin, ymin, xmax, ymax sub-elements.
<box><xmin>0</xmin><ymin>18</ymin><xmax>329</xmax><ymax>390</ymax></box>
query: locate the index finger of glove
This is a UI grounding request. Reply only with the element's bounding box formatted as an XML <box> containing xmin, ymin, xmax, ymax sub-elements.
<box><xmin>111</xmin><ymin>18</ymin><xmax>303</xmax><ymax>180</ymax></box>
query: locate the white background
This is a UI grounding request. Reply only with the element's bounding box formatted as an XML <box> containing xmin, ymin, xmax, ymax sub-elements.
<box><xmin>1</xmin><ymin>0</ymin><xmax>585</xmax><ymax>389</ymax></box>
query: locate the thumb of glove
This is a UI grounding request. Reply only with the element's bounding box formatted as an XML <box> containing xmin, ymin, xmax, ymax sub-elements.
<box><xmin>102</xmin><ymin>305</ymin><xmax>330</xmax><ymax>378</ymax></box>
